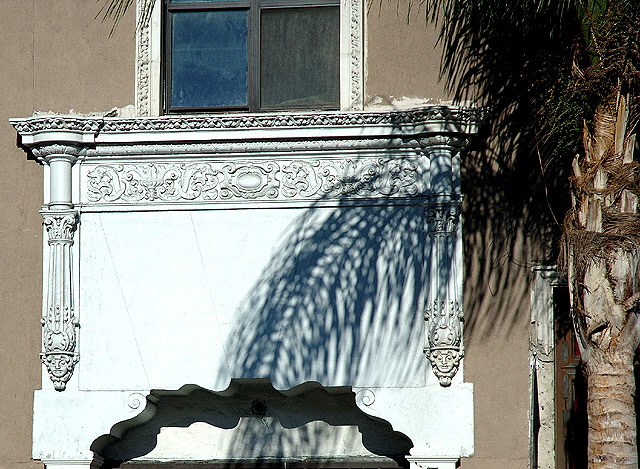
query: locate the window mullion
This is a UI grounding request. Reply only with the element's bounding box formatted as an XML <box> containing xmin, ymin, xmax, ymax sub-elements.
<box><xmin>247</xmin><ymin>0</ymin><xmax>261</xmax><ymax>111</ymax></box>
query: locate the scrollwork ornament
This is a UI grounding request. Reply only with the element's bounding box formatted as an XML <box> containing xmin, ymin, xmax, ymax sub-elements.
<box><xmin>40</xmin><ymin>209</ymin><xmax>79</xmax><ymax>391</ymax></box>
<box><xmin>128</xmin><ymin>392</ymin><xmax>147</xmax><ymax>410</ymax></box>
<box><xmin>424</xmin><ymin>299</ymin><xmax>464</xmax><ymax>386</ymax></box>
<box><xmin>355</xmin><ymin>389</ymin><xmax>375</xmax><ymax>407</ymax></box>
<box><xmin>84</xmin><ymin>157</ymin><xmax>423</xmax><ymax>204</ymax></box>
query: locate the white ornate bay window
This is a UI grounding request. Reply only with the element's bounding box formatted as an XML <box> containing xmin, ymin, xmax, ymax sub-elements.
<box><xmin>14</xmin><ymin>107</ymin><xmax>481</xmax><ymax>469</ymax></box>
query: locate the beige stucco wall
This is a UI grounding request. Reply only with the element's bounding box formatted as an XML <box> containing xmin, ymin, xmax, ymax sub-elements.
<box><xmin>367</xmin><ymin>7</ymin><xmax>536</xmax><ymax>469</ymax></box>
<box><xmin>0</xmin><ymin>2</ymin><xmax>134</xmax><ymax>467</ymax></box>
<box><xmin>365</xmin><ymin>2</ymin><xmax>450</xmax><ymax>106</ymax></box>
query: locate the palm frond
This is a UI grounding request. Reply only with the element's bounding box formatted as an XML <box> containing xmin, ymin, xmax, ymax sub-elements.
<box><xmin>97</xmin><ymin>0</ymin><xmax>156</xmax><ymax>34</ymax></box>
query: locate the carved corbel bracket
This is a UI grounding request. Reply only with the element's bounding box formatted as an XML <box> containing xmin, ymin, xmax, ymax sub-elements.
<box><xmin>40</xmin><ymin>208</ymin><xmax>79</xmax><ymax>391</ymax></box>
<box><xmin>424</xmin><ymin>299</ymin><xmax>464</xmax><ymax>387</ymax></box>
<box><xmin>424</xmin><ymin>199</ymin><xmax>464</xmax><ymax>386</ymax></box>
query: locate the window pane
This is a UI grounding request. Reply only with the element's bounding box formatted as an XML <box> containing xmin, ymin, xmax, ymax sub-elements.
<box><xmin>170</xmin><ymin>0</ymin><xmax>239</xmax><ymax>3</ymax></box>
<box><xmin>171</xmin><ymin>10</ymin><xmax>248</xmax><ymax>108</ymax></box>
<box><xmin>260</xmin><ymin>7</ymin><xmax>339</xmax><ymax>109</ymax></box>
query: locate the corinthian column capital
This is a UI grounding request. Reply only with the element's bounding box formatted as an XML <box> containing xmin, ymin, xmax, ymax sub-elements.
<box><xmin>42</xmin><ymin>210</ymin><xmax>78</xmax><ymax>242</ymax></box>
<box><xmin>31</xmin><ymin>144</ymin><xmax>81</xmax><ymax>165</ymax></box>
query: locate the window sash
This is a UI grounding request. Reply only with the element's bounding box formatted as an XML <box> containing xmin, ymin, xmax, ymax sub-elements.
<box><xmin>163</xmin><ymin>0</ymin><xmax>339</xmax><ymax>113</ymax></box>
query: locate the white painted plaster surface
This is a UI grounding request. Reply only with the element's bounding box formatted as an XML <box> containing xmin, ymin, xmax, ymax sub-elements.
<box><xmin>355</xmin><ymin>385</ymin><xmax>474</xmax><ymax>457</ymax></box>
<box><xmin>79</xmin><ymin>207</ymin><xmax>428</xmax><ymax>391</ymax></box>
<box><xmin>33</xmin><ymin>390</ymin><xmax>149</xmax><ymax>461</ymax></box>
<box><xmin>139</xmin><ymin>420</ymin><xmax>373</xmax><ymax>461</ymax></box>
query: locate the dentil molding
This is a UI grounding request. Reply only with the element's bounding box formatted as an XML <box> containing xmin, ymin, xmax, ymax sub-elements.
<box><xmin>11</xmin><ymin>107</ymin><xmax>483</xmax><ymax>141</ymax></box>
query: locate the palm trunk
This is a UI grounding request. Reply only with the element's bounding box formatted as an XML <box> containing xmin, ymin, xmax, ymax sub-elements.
<box><xmin>585</xmin><ymin>346</ymin><xmax>637</xmax><ymax>467</ymax></box>
<box><xmin>564</xmin><ymin>92</ymin><xmax>640</xmax><ymax>468</ymax></box>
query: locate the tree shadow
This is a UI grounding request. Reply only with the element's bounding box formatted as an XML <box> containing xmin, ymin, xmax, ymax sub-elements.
<box><xmin>422</xmin><ymin>3</ymin><xmax>581</xmax><ymax>343</ymax></box>
<box><xmin>221</xmin><ymin>201</ymin><xmax>429</xmax><ymax>389</ymax></box>
<box><xmin>92</xmin><ymin>172</ymin><xmax>443</xmax><ymax>466</ymax></box>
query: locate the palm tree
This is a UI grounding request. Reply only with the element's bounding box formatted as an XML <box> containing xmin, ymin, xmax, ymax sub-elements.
<box><xmin>425</xmin><ymin>0</ymin><xmax>640</xmax><ymax>467</ymax></box>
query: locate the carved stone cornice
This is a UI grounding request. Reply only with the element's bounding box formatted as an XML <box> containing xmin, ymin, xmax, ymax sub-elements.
<box><xmin>40</xmin><ymin>209</ymin><xmax>79</xmax><ymax>391</ymax></box>
<box><xmin>13</xmin><ymin>117</ymin><xmax>101</xmax><ymax>134</ymax></box>
<box><xmin>12</xmin><ymin>107</ymin><xmax>484</xmax><ymax>143</ymax></box>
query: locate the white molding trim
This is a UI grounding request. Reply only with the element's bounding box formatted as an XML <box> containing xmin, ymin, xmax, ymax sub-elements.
<box><xmin>135</xmin><ymin>0</ymin><xmax>162</xmax><ymax>117</ymax></box>
<box><xmin>44</xmin><ymin>461</ymin><xmax>100</xmax><ymax>469</ymax></box>
<box><xmin>530</xmin><ymin>266</ymin><xmax>565</xmax><ymax>469</ymax></box>
<box><xmin>11</xmin><ymin>107</ymin><xmax>483</xmax><ymax>146</ymax></box>
<box><xmin>12</xmin><ymin>107</ymin><xmax>482</xmax><ymax>212</ymax></box>
<box><xmin>407</xmin><ymin>456</ymin><xmax>459</xmax><ymax>469</ymax></box>
<box><xmin>135</xmin><ymin>0</ymin><xmax>364</xmax><ymax>116</ymax></box>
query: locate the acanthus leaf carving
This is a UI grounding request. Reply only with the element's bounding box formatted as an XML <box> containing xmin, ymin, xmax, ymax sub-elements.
<box><xmin>84</xmin><ymin>157</ymin><xmax>423</xmax><ymax>205</ymax></box>
<box><xmin>426</xmin><ymin>203</ymin><xmax>460</xmax><ymax>236</ymax></box>
<box><xmin>40</xmin><ymin>209</ymin><xmax>79</xmax><ymax>391</ymax></box>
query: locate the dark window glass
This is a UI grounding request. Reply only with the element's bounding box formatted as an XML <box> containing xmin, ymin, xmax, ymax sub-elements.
<box><xmin>164</xmin><ymin>0</ymin><xmax>339</xmax><ymax>112</ymax></box>
<box><xmin>170</xmin><ymin>10</ymin><xmax>248</xmax><ymax>108</ymax></box>
<box><xmin>260</xmin><ymin>7</ymin><xmax>339</xmax><ymax>109</ymax></box>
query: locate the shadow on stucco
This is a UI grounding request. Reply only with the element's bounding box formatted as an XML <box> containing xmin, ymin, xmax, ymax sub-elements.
<box><xmin>92</xmin><ymin>168</ymin><xmax>439</xmax><ymax>466</ymax></box>
<box><xmin>222</xmin><ymin>202</ymin><xmax>428</xmax><ymax>388</ymax></box>
<box><xmin>461</xmin><ymin>132</ymin><xmax>571</xmax><ymax>345</ymax></box>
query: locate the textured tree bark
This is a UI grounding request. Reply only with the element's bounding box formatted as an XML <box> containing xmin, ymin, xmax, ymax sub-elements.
<box><xmin>585</xmin><ymin>346</ymin><xmax>637</xmax><ymax>468</ymax></box>
<box><xmin>564</xmin><ymin>92</ymin><xmax>640</xmax><ymax>469</ymax></box>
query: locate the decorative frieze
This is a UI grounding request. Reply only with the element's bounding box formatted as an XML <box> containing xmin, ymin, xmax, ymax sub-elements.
<box><xmin>84</xmin><ymin>158</ymin><xmax>423</xmax><ymax>205</ymax></box>
<box><xmin>40</xmin><ymin>209</ymin><xmax>79</xmax><ymax>391</ymax></box>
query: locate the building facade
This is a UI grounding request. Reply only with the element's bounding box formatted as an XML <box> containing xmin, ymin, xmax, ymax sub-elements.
<box><xmin>0</xmin><ymin>1</ymin><xmax>546</xmax><ymax>468</ymax></box>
